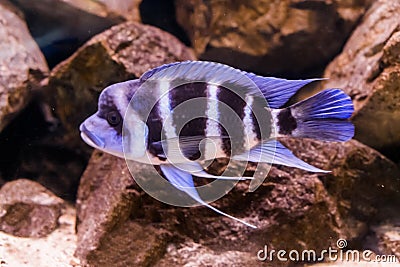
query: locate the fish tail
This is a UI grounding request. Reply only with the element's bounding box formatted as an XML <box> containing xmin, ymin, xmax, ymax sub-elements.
<box><xmin>273</xmin><ymin>89</ymin><xmax>354</xmax><ymax>142</ymax></box>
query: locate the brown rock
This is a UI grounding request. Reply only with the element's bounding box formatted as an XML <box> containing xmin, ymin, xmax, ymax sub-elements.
<box><xmin>76</xmin><ymin>151</ymin><xmax>172</xmax><ymax>267</ymax></box>
<box><xmin>321</xmin><ymin>0</ymin><xmax>400</xmax><ymax>150</ymax></box>
<box><xmin>76</xmin><ymin>138</ymin><xmax>400</xmax><ymax>265</ymax></box>
<box><xmin>156</xmin><ymin>241</ymin><xmax>257</xmax><ymax>267</ymax></box>
<box><xmin>280</xmin><ymin>138</ymin><xmax>400</xmax><ymax>225</ymax></box>
<box><xmin>0</xmin><ymin>204</ymin><xmax>80</xmax><ymax>266</ymax></box>
<box><xmin>371</xmin><ymin>222</ymin><xmax>400</xmax><ymax>261</ymax></box>
<box><xmin>45</xmin><ymin>21</ymin><xmax>195</xmax><ymax>154</ymax></box>
<box><xmin>0</xmin><ymin>1</ymin><xmax>48</xmax><ymax>132</ymax></box>
<box><xmin>175</xmin><ymin>0</ymin><xmax>370</xmax><ymax>76</ymax></box>
<box><xmin>0</xmin><ymin>179</ymin><xmax>64</xmax><ymax>238</ymax></box>
<box><xmin>94</xmin><ymin>0</ymin><xmax>142</xmax><ymax>21</ymax></box>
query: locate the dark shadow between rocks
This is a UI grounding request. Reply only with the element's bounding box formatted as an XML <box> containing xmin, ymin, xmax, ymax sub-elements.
<box><xmin>0</xmin><ymin>101</ymin><xmax>87</xmax><ymax>201</ymax></box>
<box><xmin>140</xmin><ymin>0</ymin><xmax>191</xmax><ymax>46</ymax></box>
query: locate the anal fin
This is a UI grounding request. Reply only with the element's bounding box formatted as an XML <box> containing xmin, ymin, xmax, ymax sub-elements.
<box><xmin>232</xmin><ymin>140</ymin><xmax>329</xmax><ymax>173</ymax></box>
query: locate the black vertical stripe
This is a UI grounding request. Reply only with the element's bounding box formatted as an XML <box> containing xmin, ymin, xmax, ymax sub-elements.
<box><xmin>169</xmin><ymin>82</ymin><xmax>208</xmax><ymax>137</ymax></box>
<box><xmin>217</xmin><ymin>85</ymin><xmax>246</xmax><ymax>156</ymax></box>
<box><xmin>146</xmin><ymin>101</ymin><xmax>165</xmax><ymax>159</ymax></box>
<box><xmin>277</xmin><ymin>108</ymin><xmax>297</xmax><ymax>135</ymax></box>
<box><xmin>170</xmin><ymin>82</ymin><xmax>208</xmax><ymax>160</ymax></box>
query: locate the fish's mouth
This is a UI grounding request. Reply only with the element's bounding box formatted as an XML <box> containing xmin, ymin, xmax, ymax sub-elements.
<box><xmin>79</xmin><ymin>123</ymin><xmax>105</xmax><ymax>149</ymax></box>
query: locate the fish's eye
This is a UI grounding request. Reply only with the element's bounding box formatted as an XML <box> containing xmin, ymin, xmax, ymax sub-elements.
<box><xmin>106</xmin><ymin>111</ymin><xmax>121</xmax><ymax>126</ymax></box>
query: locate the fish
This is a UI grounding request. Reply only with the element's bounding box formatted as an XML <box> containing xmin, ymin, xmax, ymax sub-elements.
<box><xmin>80</xmin><ymin>60</ymin><xmax>354</xmax><ymax>228</ymax></box>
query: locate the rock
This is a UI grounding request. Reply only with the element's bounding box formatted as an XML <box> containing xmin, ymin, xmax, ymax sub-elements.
<box><xmin>11</xmin><ymin>0</ymin><xmax>141</xmax><ymax>22</ymax></box>
<box><xmin>156</xmin><ymin>241</ymin><xmax>256</xmax><ymax>267</ymax></box>
<box><xmin>76</xmin><ymin>151</ymin><xmax>172</xmax><ymax>267</ymax></box>
<box><xmin>0</xmin><ymin>204</ymin><xmax>80</xmax><ymax>266</ymax></box>
<box><xmin>321</xmin><ymin>0</ymin><xmax>400</xmax><ymax>151</ymax></box>
<box><xmin>280</xmin><ymin>138</ymin><xmax>400</xmax><ymax>226</ymax></box>
<box><xmin>95</xmin><ymin>0</ymin><xmax>142</xmax><ymax>21</ymax></box>
<box><xmin>0</xmin><ymin>1</ymin><xmax>48</xmax><ymax>132</ymax></box>
<box><xmin>310</xmin><ymin>259</ymin><xmax>394</xmax><ymax>266</ymax></box>
<box><xmin>76</xmin><ymin>138</ymin><xmax>400</xmax><ymax>265</ymax></box>
<box><xmin>175</xmin><ymin>0</ymin><xmax>370</xmax><ymax>76</ymax></box>
<box><xmin>9</xmin><ymin>0</ymin><xmax>134</xmax><ymax>67</ymax></box>
<box><xmin>0</xmin><ymin>179</ymin><xmax>64</xmax><ymax>238</ymax></box>
<box><xmin>372</xmin><ymin>223</ymin><xmax>400</xmax><ymax>262</ymax></box>
<box><xmin>78</xmin><ymin>153</ymin><xmax>322</xmax><ymax>267</ymax></box>
<box><xmin>45</xmin><ymin>21</ymin><xmax>195</xmax><ymax>154</ymax></box>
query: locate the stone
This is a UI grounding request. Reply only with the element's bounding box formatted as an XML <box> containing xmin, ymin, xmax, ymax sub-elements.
<box><xmin>0</xmin><ymin>179</ymin><xmax>64</xmax><ymax>238</ymax></box>
<box><xmin>321</xmin><ymin>0</ymin><xmax>400</xmax><ymax>151</ymax></box>
<box><xmin>76</xmin><ymin>137</ymin><xmax>400</xmax><ymax>265</ymax></box>
<box><xmin>0</xmin><ymin>204</ymin><xmax>79</xmax><ymax>266</ymax></box>
<box><xmin>95</xmin><ymin>0</ymin><xmax>142</xmax><ymax>21</ymax></box>
<box><xmin>175</xmin><ymin>0</ymin><xmax>370</xmax><ymax>76</ymax></box>
<box><xmin>75</xmin><ymin>150</ymin><xmax>172</xmax><ymax>267</ymax></box>
<box><xmin>45</xmin><ymin>21</ymin><xmax>195</xmax><ymax>154</ymax></box>
<box><xmin>0</xmin><ymin>1</ymin><xmax>48</xmax><ymax>132</ymax></box>
<box><xmin>310</xmin><ymin>258</ymin><xmax>395</xmax><ymax>266</ymax></box>
<box><xmin>156</xmin><ymin>241</ymin><xmax>256</xmax><ymax>267</ymax></box>
<box><xmin>11</xmin><ymin>0</ymin><xmax>141</xmax><ymax>22</ymax></box>
<box><xmin>9</xmin><ymin>0</ymin><xmax>141</xmax><ymax>67</ymax></box>
<box><xmin>372</xmin><ymin>223</ymin><xmax>400</xmax><ymax>262</ymax></box>
<box><xmin>279</xmin><ymin>138</ymin><xmax>400</xmax><ymax>226</ymax></box>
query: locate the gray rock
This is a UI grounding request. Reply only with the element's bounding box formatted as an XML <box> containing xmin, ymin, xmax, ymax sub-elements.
<box><xmin>0</xmin><ymin>179</ymin><xmax>64</xmax><ymax>238</ymax></box>
<box><xmin>76</xmin><ymin>138</ymin><xmax>400</xmax><ymax>266</ymax></box>
<box><xmin>0</xmin><ymin>1</ymin><xmax>48</xmax><ymax>132</ymax></box>
<box><xmin>321</xmin><ymin>0</ymin><xmax>400</xmax><ymax>150</ymax></box>
<box><xmin>175</xmin><ymin>0</ymin><xmax>371</xmax><ymax>76</ymax></box>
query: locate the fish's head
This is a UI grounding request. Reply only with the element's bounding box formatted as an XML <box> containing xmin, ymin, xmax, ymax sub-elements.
<box><xmin>79</xmin><ymin>80</ymin><xmax>142</xmax><ymax>159</ymax></box>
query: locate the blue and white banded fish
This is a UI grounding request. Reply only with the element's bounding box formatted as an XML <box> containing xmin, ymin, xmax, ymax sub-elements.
<box><xmin>80</xmin><ymin>61</ymin><xmax>354</xmax><ymax>228</ymax></box>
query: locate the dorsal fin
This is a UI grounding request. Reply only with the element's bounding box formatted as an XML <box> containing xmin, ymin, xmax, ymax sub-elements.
<box><xmin>140</xmin><ymin>61</ymin><xmax>263</xmax><ymax>100</ymax></box>
<box><xmin>140</xmin><ymin>62</ymin><xmax>182</xmax><ymax>82</ymax></box>
<box><xmin>244</xmin><ymin>73</ymin><xmax>324</xmax><ymax>108</ymax></box>
<box><xmin>140</xmin><ymin>61</ymin><xmax>323</xmax><ymax>109</ymax></box>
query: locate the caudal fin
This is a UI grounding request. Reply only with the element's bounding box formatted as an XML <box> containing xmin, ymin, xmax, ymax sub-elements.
<box><xmin>275</xmin><ymin>89</ymin><xmax>354</xmax><ymax>142</ymax></box>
